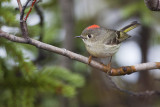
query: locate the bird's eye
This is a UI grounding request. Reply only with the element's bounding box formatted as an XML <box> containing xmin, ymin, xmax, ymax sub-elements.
<box><xmin>87</xmin><ymin>34</ymin><xmax>92</xmax><ymax>38</ymax></box>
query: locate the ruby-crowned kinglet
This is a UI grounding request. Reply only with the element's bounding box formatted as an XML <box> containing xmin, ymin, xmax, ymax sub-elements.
<box><xmin>75</xmin><ymin>21</ymin><xmax>140</xmax><ymax>68</ymax></box>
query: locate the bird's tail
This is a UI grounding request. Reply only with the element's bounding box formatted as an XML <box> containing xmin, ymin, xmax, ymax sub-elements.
<box><xmin>120</xmin><ymin>21</ymin><xmax>140</xmax><ymax>33</ymax></box>
<box><xmin>117</xmin><ymin>21</ymin><xmax>140</xmax><ymax>43</ymax></box>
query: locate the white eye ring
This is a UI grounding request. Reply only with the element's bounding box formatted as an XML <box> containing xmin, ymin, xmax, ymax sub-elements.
<box><xmin>87</xmin><ymin>34</ymin><xmax>92</xmax><ymax>38</ymax></box>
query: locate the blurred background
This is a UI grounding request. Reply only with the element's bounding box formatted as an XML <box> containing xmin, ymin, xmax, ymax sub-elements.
<box><xmin>0</xmin><ymin>0</ymin><xmax>160</xmax><ymax>107</ymax></box>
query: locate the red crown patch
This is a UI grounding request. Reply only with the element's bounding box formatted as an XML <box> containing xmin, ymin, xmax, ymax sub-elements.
<box><xmin>87</xmin><ymin>24</ymin><xmax>100</xmax><ymax>30</ymax></box>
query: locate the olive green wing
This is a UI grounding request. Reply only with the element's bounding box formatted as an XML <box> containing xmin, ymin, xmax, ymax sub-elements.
<box><xmin>104</xmin><ymin>21</ymin><xmax>140</xmax><ymax>45</ymax></box>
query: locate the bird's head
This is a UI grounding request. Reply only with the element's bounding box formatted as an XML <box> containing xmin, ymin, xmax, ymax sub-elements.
<box><xmin>75</xmin><ymin>24</ymin><xmax>106</xmax><ymax>43</ymax></box>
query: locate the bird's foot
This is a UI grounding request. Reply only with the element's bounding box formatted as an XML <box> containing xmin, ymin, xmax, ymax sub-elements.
<box><xmin>88</xmin><ymin>55</ymin><xmax>92</xmax><ymax>64</ymax></box>
<box><xmin>106</xmin><ymin>63</ymin><xmax>111</xmax><ymax>71</ymax></box>
<box><xmin>99</xmin><ymin>62</ymin><xmax>112</xmax><ymax>73</ymax></box>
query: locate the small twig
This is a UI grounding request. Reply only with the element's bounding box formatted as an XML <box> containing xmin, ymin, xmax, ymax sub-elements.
<box><xmin>20</xmin><ymin>0</ymin><xmax>32</xmax><ymax>21</ymax></box>
<box><xmin>15</xmin><ymin>0</ymin><xmax>41</xmax><ymax>11</ymax></box>
<box><xmin>17</xmin><ymin>0</ymin><xmax>22</xmax><ymax>12</ymax></box>
<box><xmin>34</xmin><ymin>4</ymin><xmax>43</xmax><ymax>27</ymax></box>
<box><xmin>18</xmin><ymin>0</ymin><xmax>32</xmax><ymax>41</ymax></box>
<box><xmin>24</xmin><ymin>0</ymin><xmax>37</xmax><ymax>21</ymax></box>
<box><xmin>0</xmin><ymin>30</ymin><xmax>160</xmax><ymax>76</ymax></box>
<box><xmin>107</xmin><ymin>75</ymin><xmax>160</xmax><ymax>96</ymax></box>
<box><xmin>35</xmin><ymin>4</ymin><xmax>44</xmax><ymax>41</ymax></box>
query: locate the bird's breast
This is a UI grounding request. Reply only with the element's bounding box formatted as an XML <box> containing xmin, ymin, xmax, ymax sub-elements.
<box><xmin>84</xmin><ymin>42</ymin><xmax>120</xmax><ymax>58</ymax></box>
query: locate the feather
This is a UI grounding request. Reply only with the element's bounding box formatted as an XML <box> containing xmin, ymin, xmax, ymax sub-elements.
<box><xmin>120</xmin><ymin>21</ymin><xmax>140</xmax><ymax>33</ymax></box>
<box><xmin>87</xmin><ymin>25</ymin><xmax>100</xmax><ymax>30</ymax></box>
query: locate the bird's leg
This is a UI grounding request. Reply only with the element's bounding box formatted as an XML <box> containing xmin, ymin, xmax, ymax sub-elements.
<box><xmin>106</xmin><ymin>56</ymin><xmax>112</xmax><ymax>70</ymax></box>
<box><xmin>88</xmin><ymin>55</ymin><xmax>92</xmax><ymax>64</ymax></box>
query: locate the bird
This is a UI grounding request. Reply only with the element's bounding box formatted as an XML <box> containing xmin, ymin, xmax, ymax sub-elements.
<box><xmin>75</xmin><ymin>21</ymin><xmax>140</xmax><ymax>70</ymax></box>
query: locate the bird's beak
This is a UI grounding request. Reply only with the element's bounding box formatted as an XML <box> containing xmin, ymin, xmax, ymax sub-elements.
<box><xmin>74</xmin><ymin>35</ymin><xmax>83</xmax><ymax>39</ymax></box>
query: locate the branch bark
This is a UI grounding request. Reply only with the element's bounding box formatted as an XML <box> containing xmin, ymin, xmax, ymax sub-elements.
<box><xmin>17</xmin><ymin>0</ymin><xmax>22</xmax><ymax>12</ymax></box>
<box><xmin>19</xmin><ymin>0</ymin><xmax>31</xmax><ymax>40</ymax></box>
<box><xmin>24</xmin><ymin>0</ymin><xmax>37</xmax><ymax>21</ymax></box>
<box><xmin>107</xmin><ymin>75</ymin><xmax>160</xmax><ymax>96</ymax></box>
<box><xmin>0</xmin><ymin>30</ymin><xmax>160</xmax><ymax>76</ymax></box>
<box><xmin>144</xmin><ymin>0</ymin><xmax>160</xmax><ymax>11</ymax></box>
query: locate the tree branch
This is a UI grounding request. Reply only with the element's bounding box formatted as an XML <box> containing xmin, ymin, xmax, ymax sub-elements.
<box><xmin>18</xmin><ymin>0</ymin><xmax>32</xmax><ymax>40</ymax></box>
<box><xmin>107</xmin><ymin>75</ymin><xmax>160</xmax><ymax>96</ymax></box>
<box><xmin>17</xmin><ymin>0</ymin><xmax>22</xmax><ymax>12</ymax></box>
<box><xmin>20</xmin><ymin>0</ymin><xmax>32</xmax><ymax>20</ymax></box>
<box><xmin>24</xmin><ymin>0</ymin><xmax>37</xmax><ymax>21</ymax></box>
<box><xmin>144</xmin><ymin>0</ymin><xmax>160</xmax><ymax>11</ymax></box>
<box><xmin>0</xmin><ymin>30</ymin><xmax>160</xmax><ymax>76</ymax></box>
<box><xmin>34</xmin><ymin>4</ymin><xmax>44</xmax><ymax>41</ymax></box>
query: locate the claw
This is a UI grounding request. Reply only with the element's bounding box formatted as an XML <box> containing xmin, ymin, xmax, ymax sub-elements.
<box><xmin>88</xmin><ymin>55</ymin><xmax>92</xmax><ymax>64</ymax></box>
<box><xmin>107</xmin><ymin>56</ymin><xmax>112</xmax><ymax>71</ymax></box>
<box><xmin>103</xmin><ymin>56</ymin><xmax>112</xmax><ymax>72</ymax></box>
<box><xmin>106</xmin><ymin>63</ymin><xmax>111</xmax><ymax>71</ymax></box>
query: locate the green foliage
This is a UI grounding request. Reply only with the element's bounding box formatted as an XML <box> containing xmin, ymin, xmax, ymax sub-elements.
<box><xmin>0</xmin><ymin>1</ymin><xmax>85</xmax><ymax>106</ymax></box>
<box><xmin>0</xmin><ymin>40</ymin><xmax>84</xmax><ymax>106</ymax></box>
<box><xmin>0</xmin><ymin>39</ymin><xmax>37</xmax><ymax>106</ymax></box>
<box><xmin>41</xmin><ymin>0</ymin><xmax>62</xmax><ymax>43</ymax></box>
<box><xmin>43</xmin><ymin>66</ymin><xmax>84</xmax><ymax>87</ymax></box>
<box><xmin>0</xmin><ymin>1</ymin><xmax>18</xmax><ymax>27</ymax></box>
<box><xmin>1</xmin><ymin>0</ymin><xmax>160</xmax><ymax>106</ymax></box>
